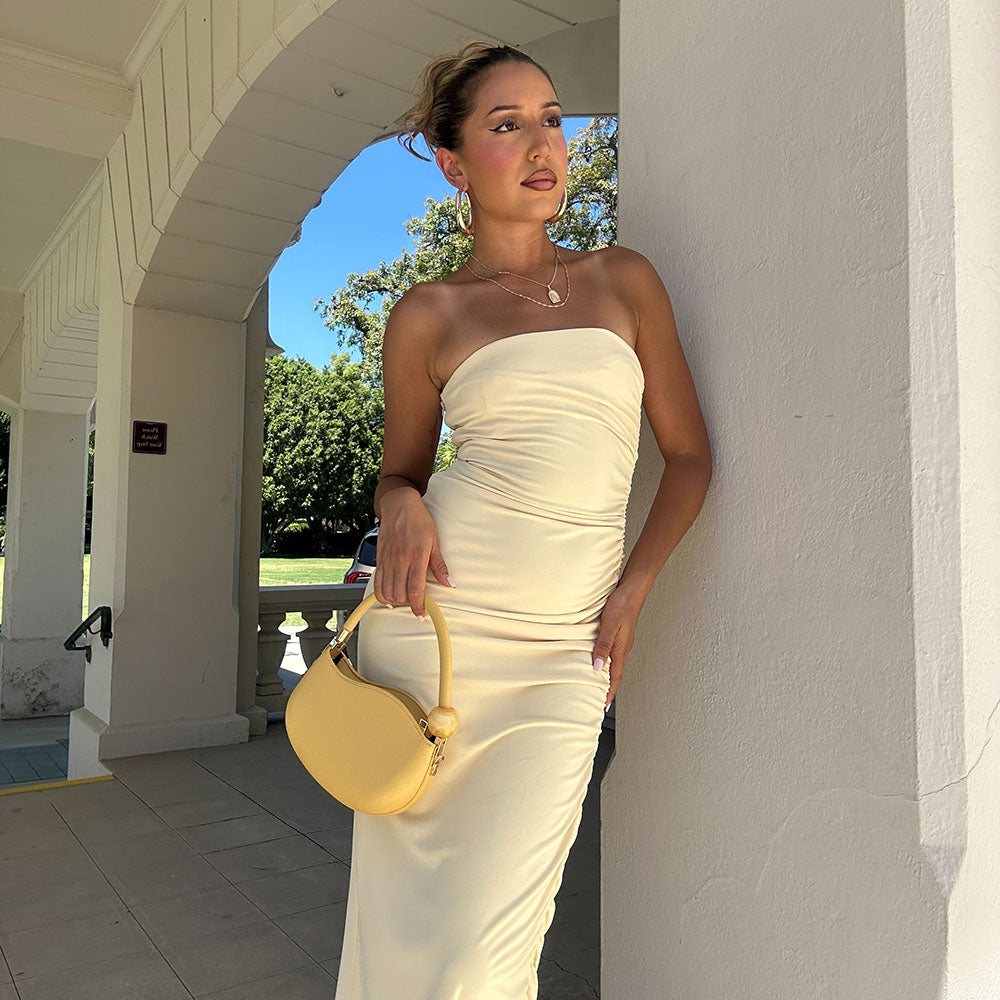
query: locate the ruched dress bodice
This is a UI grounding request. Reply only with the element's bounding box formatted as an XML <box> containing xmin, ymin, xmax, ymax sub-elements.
<box><xmin>420</xmin><ymin>326</ymin><xmax>644</xmax><ymax>624</ymax></box>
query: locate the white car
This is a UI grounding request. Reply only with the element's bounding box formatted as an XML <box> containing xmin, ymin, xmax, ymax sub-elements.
<box><xmin>335</xmin><ymin>528</ymin><xmax>378</xmax><ymax>631</ymax></box>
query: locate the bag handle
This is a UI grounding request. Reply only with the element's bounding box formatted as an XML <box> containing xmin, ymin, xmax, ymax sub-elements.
<box><xmin>330</xmin><ymin>591</ymin><xmax>459</xmax><ymax>741</ymax></box>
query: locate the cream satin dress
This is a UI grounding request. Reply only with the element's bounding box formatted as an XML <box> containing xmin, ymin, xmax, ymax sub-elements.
<box><xmin>333</xmin><ymin>326</ymin><xmax>643</xmax><ymax>1000</ymax></box>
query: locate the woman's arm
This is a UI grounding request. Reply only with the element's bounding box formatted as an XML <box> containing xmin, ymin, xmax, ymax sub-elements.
<box><xmin>373</xmin><ymin>284</ymin><xmax>445</xmax><ymax>522</ymax></box>
<box><xmin>591</xmin><ymin>247</ymin><xmax>712</xmax><ymax>704</ymax></box>
<box><xmin>614</xmin><ymin>245</ymin><xmax>713</xmax><ymax>604</ymax></box>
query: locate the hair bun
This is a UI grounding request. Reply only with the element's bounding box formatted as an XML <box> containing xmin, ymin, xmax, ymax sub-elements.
<box><xmin>395</xmin><ymin>42</ymin><xmax>557</xmax><ymax>162</ymax></box>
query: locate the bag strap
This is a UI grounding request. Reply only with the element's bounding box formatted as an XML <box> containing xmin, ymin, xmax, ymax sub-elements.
<box><xmin>331</xmin><ymin>592</ymin><xmax>458</xmax><ymax>739</ymax></box>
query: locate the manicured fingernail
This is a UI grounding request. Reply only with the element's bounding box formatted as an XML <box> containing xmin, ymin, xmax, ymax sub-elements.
<box><xmin>385</xmin><ymin>603</ymin><xmax>393</xmax><ymax>608</ymax></box>
<box><xmin>446</xmin><ymin>575</ymin><xmax>456</xmax><ymax>587</ymax></box>
<box><xmin>593</xmin><ymin>656</ymin><xmax>605</xmax><ymax>671</ymax></box>
<box><xmin>417</xmin><ymin>613</ymin><xmax>425</xmax><ymax>621</ymax></box>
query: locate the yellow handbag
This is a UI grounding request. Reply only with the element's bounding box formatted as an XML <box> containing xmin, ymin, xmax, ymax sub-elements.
<box><xmin>285</xmin><ymin>591</ymin><xmax>460</xmax><ymax>816</ymax></box>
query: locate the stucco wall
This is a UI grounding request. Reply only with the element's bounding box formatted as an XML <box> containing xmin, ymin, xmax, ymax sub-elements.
<box><xmin>605</xmin><ymin>0</ymin><xmax>998</xmax><ymax>995</ymax></box>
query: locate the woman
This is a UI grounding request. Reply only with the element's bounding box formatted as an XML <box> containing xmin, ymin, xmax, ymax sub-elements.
<box><xmin>334</xmin><ymin>41</ymin><xmax>712</xmax><ymax>1000</ymax></box>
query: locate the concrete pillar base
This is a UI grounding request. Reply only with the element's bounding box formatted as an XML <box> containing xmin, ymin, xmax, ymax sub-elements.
<box><xmin>68</xmin><ymin>705</ymin><xmax>249</xmax><ymax>777</ymax></box>
<box><xmin>238</xmin><ymin>704</ymin><xmax>269</xmax><ymax>737</ymax></box>
<box><xmin>254</xmin><ymin>691</ymin><xmax>289</xmax><ymax>714</ymax></box>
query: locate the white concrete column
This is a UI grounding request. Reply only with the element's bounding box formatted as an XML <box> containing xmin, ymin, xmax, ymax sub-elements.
<box><xmin>69</xmin><ymin>176</ymin><xmax>249</xmax><ymax>777</ymax></box>
<box><xmin>236</xmin><ymin>282</ymin><xmax>268</xmax><ymax>736</ymax></box>
<box><xmin>607</xmin><ymin>0</ymin><xmax>999</xmax><ymax>995</ymax></box>
<box><xmin>0</xmin><ymin>407</ymin><xmax>90</xmax><ymax>717</ymax></box>
<box><xmin>942</xmin><ymin>0</ymin><xmax>1000</xmax><ymax>989</ymax></box>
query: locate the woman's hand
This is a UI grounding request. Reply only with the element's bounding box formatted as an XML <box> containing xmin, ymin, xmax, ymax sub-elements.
<box><xmin>592</xmin><ymin>582</ymin><xmax>645</xmax><ymax>710</ymax></box>
<box><xmin>374</xmin><ymin>487</ymin><xmax>455</xmax><ymax>619</ymax></box>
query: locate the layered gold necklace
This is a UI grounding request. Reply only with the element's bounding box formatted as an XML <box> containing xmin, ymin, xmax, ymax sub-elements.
<box><xmin>462</xmin><ymin>242</ymin><xmax>570</xmax><ymax>307</ymax></box>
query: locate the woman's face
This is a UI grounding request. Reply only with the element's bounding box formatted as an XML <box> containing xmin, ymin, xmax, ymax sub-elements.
<box><xmin>441</xmin><ymin>61</ymin><xmax>567</xmax><ymax>226</ymax></box>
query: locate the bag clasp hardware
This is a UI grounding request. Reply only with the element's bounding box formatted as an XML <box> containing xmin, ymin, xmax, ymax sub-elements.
<box><xmin>419</xmin><ymin>718</ymin><xmax>448</xmax><ymax>774</ymax></box>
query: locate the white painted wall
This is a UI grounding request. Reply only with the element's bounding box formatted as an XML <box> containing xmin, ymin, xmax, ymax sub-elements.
<box><xmin>606</xmin><ymin>0</ymin><xmax>999</xmax><ymax>994</ymax></box>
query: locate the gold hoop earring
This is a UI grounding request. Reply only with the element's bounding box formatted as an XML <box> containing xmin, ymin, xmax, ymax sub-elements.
<box><xmin>455</xmin><ymin>187</ymin><xmax>474</xmax><ymax>235</ymax></box>
<box><xmin>546</xmin><ymin>186</ymin><xmax>568</xmax><ymax>223</ymax></box>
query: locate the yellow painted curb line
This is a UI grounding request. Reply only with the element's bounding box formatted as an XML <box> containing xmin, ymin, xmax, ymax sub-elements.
<box><xmin>0</xmin><ymin>774</ymin><xmax>116</xmax><ymax>796</ymax></box>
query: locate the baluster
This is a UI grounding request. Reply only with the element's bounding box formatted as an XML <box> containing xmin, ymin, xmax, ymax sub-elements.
<box><xmin>299</xmin><ymin>607</ymin><xmax>337</xmax><ymax>669</ymax></box>
<box><xmin>256</xmin><ymin>609</ymin><xmax>291</xmax><ymax>712</ymax></box>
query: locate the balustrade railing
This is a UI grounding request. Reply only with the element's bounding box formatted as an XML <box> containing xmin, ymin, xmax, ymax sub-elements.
<box><xmin>257</xmin><ymin>582</ymin><xmax>368</xmax><ymax>712</ymax></box>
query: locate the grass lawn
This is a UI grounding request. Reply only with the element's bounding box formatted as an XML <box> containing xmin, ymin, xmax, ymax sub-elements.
<box><xmin>0</xmin><ymin>555</ymin><xmax>357</xmax><ymax>630</ymax></box>
<box><xmin>260</xmin><ymin>556</ymin><xmax>356</xmax><ymax>627</ymax></box>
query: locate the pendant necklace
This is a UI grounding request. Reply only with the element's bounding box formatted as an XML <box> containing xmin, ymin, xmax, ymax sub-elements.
<box><xmin>463</xmin><ymin>242</ymin><xmax>570</xmax><ymax>307</ymax></box>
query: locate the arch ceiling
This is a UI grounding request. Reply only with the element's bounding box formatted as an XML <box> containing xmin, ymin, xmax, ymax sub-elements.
<box><xmin>0</xmin><ymin>0</ymin><xmax>618</xmax><ymax>408</ymax></box>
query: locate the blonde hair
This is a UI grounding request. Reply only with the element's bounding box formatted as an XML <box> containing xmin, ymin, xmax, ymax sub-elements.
<box><xmin>396</xmin><ymin>41</ymin><xmax>558</xmax><ymax>162</ymax></box>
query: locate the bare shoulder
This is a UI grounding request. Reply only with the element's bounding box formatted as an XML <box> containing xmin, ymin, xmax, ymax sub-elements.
<box><xmin>600</xmin><ymin>244</ymin><xmax>672</xmax><ymax>335</ymax></box>
<box><xmin>381</xmin><ymin>281</ymin><xmax>456</xmax><ymax>401</ymax></box>
<box><xmin>600</xmin><ymin>243</ymin><xmax>666</xmax><ymax>291</ymax></box>
<box><xmin>385</xmin><ymin>279</ymin><xmax>450</xmax><ymax>343</ymax></box>
<box><xmin>560</xmin><ymin>243</ymin><xmax>621</xmax><ymax>278</ymax></box>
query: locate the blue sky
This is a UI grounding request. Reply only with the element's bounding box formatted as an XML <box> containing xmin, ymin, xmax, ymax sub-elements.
<box><xmin>268</xmin><ymin>117</ymin><xmax>594</xmax><ymax>371</ymax></box>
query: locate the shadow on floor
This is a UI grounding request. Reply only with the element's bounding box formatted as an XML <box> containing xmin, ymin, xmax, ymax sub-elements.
<box><xmin>0</xmin><ymin>719</ymin><xmax>613</xmax><ymax>999</ymax></box>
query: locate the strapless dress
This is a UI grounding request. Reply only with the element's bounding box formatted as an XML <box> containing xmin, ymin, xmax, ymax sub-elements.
<box><xmin>333</xmin><ymin>326</ymin><xmax>644</xmax><ymax>1000</ymax></box>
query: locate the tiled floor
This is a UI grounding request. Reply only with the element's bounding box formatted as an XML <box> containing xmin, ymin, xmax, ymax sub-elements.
<box><xmin>0</xmin><ymin>719</ymin><xmax>613</xmax><ymax>999</ymax></box>
<box><xmin>0</xmin><ymin>740</ymin><xmax>69</xmax><ymax>787</ymax></box>
<box><xmin>0</xmin><ymin>717</ymin><xmax>72</xmax><ymax>753</ymax></box>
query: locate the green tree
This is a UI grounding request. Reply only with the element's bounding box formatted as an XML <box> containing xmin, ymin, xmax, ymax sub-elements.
<box><xmin>261</xmin><ymin>352</ymin><xmax>382</xmax><ymax>553</ymax></box>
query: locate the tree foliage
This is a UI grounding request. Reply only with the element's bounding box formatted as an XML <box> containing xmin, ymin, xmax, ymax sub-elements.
<box><xmin>261</xmin><ymin>351</ymin><xmax>382</xmax><ymax>553</ymax></box>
